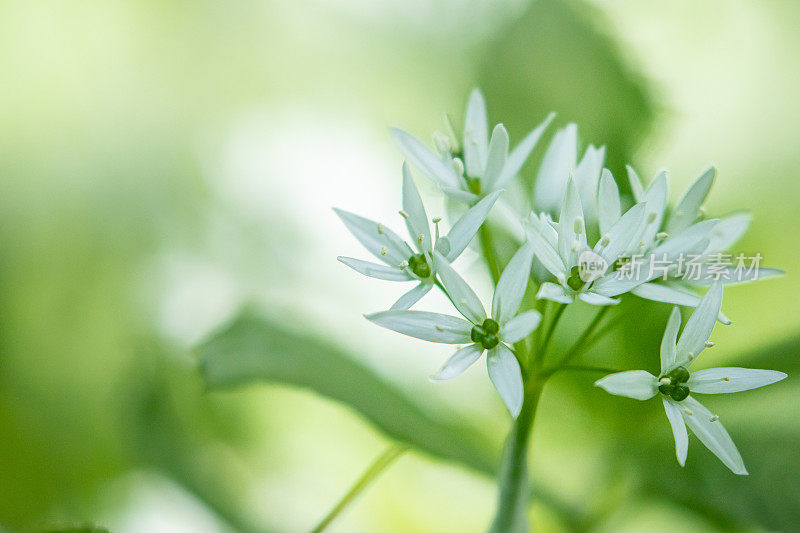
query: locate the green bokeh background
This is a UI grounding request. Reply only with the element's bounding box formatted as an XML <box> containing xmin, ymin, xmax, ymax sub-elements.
<box><xmin>0</xmin><ymin>0</ymin><xmax>798</xmax><ymax>531</ymax></box>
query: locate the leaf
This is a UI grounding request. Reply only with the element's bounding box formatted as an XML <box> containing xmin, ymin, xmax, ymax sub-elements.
<box><xmin>198</xmin><ymin>312</ymin><xmax>497</xmax><ymax>474</ymax></box>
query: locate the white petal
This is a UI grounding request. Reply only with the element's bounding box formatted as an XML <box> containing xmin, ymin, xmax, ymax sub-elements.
<box><xmin>430</xmin><ymin>344</ymin><xmax>484</xmax><ymax>381</ymax></box>
<box><xmin>598</xmin><ymin>168</ymin><xmax>621</xmax><ymax>235</ymax></box>
<box><xmin>632</xmin><ymin>282</ymin><xmax>731</xmax><ymax>325</ymax></box>
<box><xmin>557</xmin><ymin>178</ymin><xmax>587</xmax><ymax>266</ymax></box>
<box><xmin>579</xmin><ymin>292</ymin><xmax>620</xmax><ymax>306</ymax></box>
<box><xmin>433</xmin><ymin>251</ymin><xmax>486</xmax><ymax>324</ymax></box>
<box><xmin>492</xmin><ymin>242</ymin><xmax>535</xmax><ymax>323</ymax></box>
<box><xmin>637</xmin><ymin>172</ymin><xmax>668</xmax><ymax>249</ymax></box>
<box><xmin>525</xmin><ymin>220</ymin><xmax>566</xmax><ymax>279</ymax></box>
<box><xmin>401</xmin><ymin>163</ymin><xmax>431</xmax><ymax>252</ymax></box>
<box><xmin>334</xmin><ymin>208</ymin><xmax>411</xmax><ymax>265</ymax></box>
<box><xmin>685</xmin><ymin>265</ymin><xmax>785</xmax><ymax>286</ymax></box>
<box><xmin>536</xmin><ymin>282</ymin><xmax>573</xmax><ymax>304</ymax></box>
<box><xmin>463</xmin><ymin>88</ymin><xmax>489</xmax><ymax>178</ymax></box>
<box><xmin>486</xmin><ymin>345</ymin><xmax>524</xmax><ymax>417</ymax></box>
<box><xmin>650</xmin><ymin>219</ymin><xmax>720</xmax><ymax>260</ymax></box>
<box><xmin>594</xmin><ymin>201</ymin><xmax>647</xmax><ymax>265</ymax></box>
<box><xmin>660</xmin><ymin>307</ymin><xmax>681</xmax><ymax>374</ymax></box>
<box><xmin>441</xmin><ymin>186</ymin><xmax>479</xmax><ymax>205</ymax></box>
<box><xmin>573</xmin><ymin>145</ymin><xmax>605</xmax><ymax>225</ymax></box>
<box><xmin>494</xmin><ymin>112</ymin><xmax>555</xmax><ymax>189</ymax></box>
<box><xmin>533</xmin><ymin>124</ymin><xmax>577</xmax><ymax>214</ymax></box>
<box><xmin>675</xmin><ymin>282</ymin><xmax>723</xmax><ymax>366</ymax></box>
<box><xmin>444</xmin><ymin>190</ymin><xmax>502</xmax><ymax>261</ymax></box>
<box><xmin>705</xmin><ymin>212</ymin><xmax>750</xmax><ymax>254</ymax></box>
<box><xmin>501</xmin><ymin>310</ymin><xmax>542</xmax><ymax>344</ymax></box>
<box><xmin>391</xmin><ymin>128</ymin><xmax>459</xmax><ymax>189</ymax></box>
<box><xmin>680</xmin><ymin>396</ymin><xmax>747</xmax><ymax>475</ymax></box>
<box><xmin>667</xmin><ymin>166</ymin><xmax>716</xmax><ymax>235</ymax></box>
<box><xmin>594</xmin><ymin>370</ymin><xmax>658</xmax><ymax>400</ymax></box>
<box><xmin>482</xmin><ymin>123</ymin><xmax>509</xmax><ymax>190</ymax></box>
<box><xmin>365</xmin><ymin>310</ymin><xmax>472</xmax><ymax>344</ymax></box>
<box><xmin>662</xmin><ymin>398</ymin><xmax>689</xmax><ymax>466</ymax></box>
<box><xmin>687</xmin><ymin>367</ymin><xmax>787</xmax><ymax>394</ymax></box>
<box><xmin>626</xmin><ymin>164</ymin><xmax>644</xmax><ymax>202</ymax></box>
<box><xmin>590</xmin><ymin>272</ymin><xmax>649</xmax><ymax>298</ymax></box>
<box><xmin>338</xmin><ymin>256</ymin><xmax>412</xmax><ymax>282</ymax></box>
<box><xmin>390</xmin><ymin>282</ymin><xmax>434</xmax><ymax>310</ymax></box>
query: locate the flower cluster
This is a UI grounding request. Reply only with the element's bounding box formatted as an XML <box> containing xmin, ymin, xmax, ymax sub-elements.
<box><xmin>336</xmin><ymin>89</ymin><xmax>786</xmax><ymax>474</ymax></box>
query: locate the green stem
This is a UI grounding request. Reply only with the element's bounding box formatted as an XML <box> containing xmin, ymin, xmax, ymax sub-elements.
<box><xmin>487</xmin><ymin>380</ymin><xmax>544</xmax><ymax>533</ymax></box>
<box><xmin>539</xmin><ymin>303</ymin><xmax>566</xmax><ymax>363</ymax></box>
<box><xmin>554</xmin><ymin>306</ymin><xmax>610</xmax><ymax>369</ymax></box>
<box><xmin>479</xmin><ymin>224</ymin><xmax>501</xmax><ymax>285</ymax></box>
<box><xmin>311</xmin><ymin>443</ymin><xmax>409</xmax><ymax>533</ymax></box>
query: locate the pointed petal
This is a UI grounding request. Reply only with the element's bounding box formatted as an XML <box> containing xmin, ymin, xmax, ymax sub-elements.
<box><xmin>594</xmin><ymin>370</ymin><xmax>659</xmax><ymax>400</ymax></box>
<box><xmin>598</xmin><ymin>169</ymin><xmax>621</xmax><ymax>235</ymax></box>
<box><xmin>390</xmin><ymin>282</ymin><xmax>434</xmax><ymax>310</ymax></box>
<box><xmin>626</xmin><ymin>165</ymin><xmax>644</xmax><ymax>203</ymax></box>
<box><xmin>579</xmin><ymin>292</ymin><xmax>620</xmax><ymax>306</ymax></box>
<box><xmin>463</xmin><ymin>88</ymin><xmax>489</xmax><ymax>177</ymax></box>
<box><xmin>536</xmin><ymin>282</ymin><xmax>573</xmax><ymax>304</ymax></box>
<box><xmin>494</xmin><ymin>112</ymin><xmax>555</xmax><ymax>189</ymax></box>
<box><xmin>573</xmin><ymin>145</ymin><xmax>605</xmax><ymax>224</ymax></box>
<box><xmin>533</xmin><ymin>124</ymin><xmax>578</xmax><ymax>214</ymax></box>
<box><xmin>595</xmin><ymin>202</ymin><xmax>647</xmax><ymax>265</ymax></box>
<box><xmin>557</xmin><ymin>179</ymin><xmax>587</xmax><ymax>266</ymax></box>
<box><xmin>401</xmin><ymin>163</ymin><xmax>431</xmax><ymax>252</ymax></box>
<box><xmin>525</xmin><ymin>219</ymin><xmax>566</xmax><ymax>279</ymax></box>
<box><xmin>338</xmin><ymin>256</ymin><xmax>412</xmax><ymax>282</ymax></box>
<box><xmin>651</xmin><ymin>219</ymin><xmax>720</xmax><ymax>259</ymax></box>
<box><xmin>444</xmin><ymin>190</ymin><xmax>502</xmax><ymax>261</ymax></box>
<box><xmin>667</xmin><ymin>166</ymin><xmax>716</xmax><ymax>235</ymax></box>
<box><xmin>680</xmin><ymin>396</ymin><xmax>747</xmax><ymax>475</ymax></box>
<box><xmin>663</xmin><ymin>398</ymin><xmax>689</xmax><ymax>466</ymax></box>
<box><xmin>365</xmin><ymin>310</ymin><xmax>472</xmax><ymax>344</ymax></box>
<box><xmin>660</xmin><ymin>307</ymin><xmax>681</xmax><ymax>374</ymax></box>
<box><xmin>638</xmin><ymin>172</ymin><xmax>668</xmax><ymax>249</ymax></box>
<box><xmin>675</xmin><ymin>282</ymin><xmax>723</xmax><ymax>366</ymax></box>
<box><xmin>486</xmin><ymin>345</ymin><xmax>524</xmax><ymax>417</ymax></box>
<box><xmin>334</xmin><ymin>208</ymin><xmax>411</xmax><ymax>265</ymax></box>
<box><xmin>705</xmin><ymin>212</ymin><xmax>751</xmax><ymax>254</ymax></box>
<box><xmin>632</xmin><ymin>283</ymin><xmax>731</xmax><ymax>325</ymax></box>
<box><xmin>430</xmin><ymin>343</ymin><xmax>484</xmax><ymax>381</ymax></box>
<box><xmin>501</xmin><ymin>310</ymin><xmax>542</xmax><ymax>344</ymax></box>
<box><xmin>685</xmin><ymin>265</ymin><xmax>785</xmax><ymax>286</ymax></box>
<box><xmin>433</xmin><ymin>251</ymin><xmax>486</xmax><ymax>324</ymax></box>
<box><xmin>687</xmin><ymin>367</ymin><xmax>787</xmax><ymax>394</ymax></box>
<box><xmin>391</xmin><ymin>128</ymin><xmax>459</xmax><ymax>189</ymax></box>
<box><xmin>482</xmin><ymin>123</ymin><xmax>509</xmax><ymax>190</ymax></box>
<box><xmin>492</xmin><ymin>242</ymin><xmax>535</xmax><ymax>323</ymax></box>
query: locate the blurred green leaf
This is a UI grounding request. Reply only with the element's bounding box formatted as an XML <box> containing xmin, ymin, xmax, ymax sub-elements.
<box><xmin>198</xmin><ymin>312</ymin><xmax>498</xmax><ymax>474</ymax></box>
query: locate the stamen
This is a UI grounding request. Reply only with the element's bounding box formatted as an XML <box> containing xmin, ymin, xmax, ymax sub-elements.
<box><xmin>435</xmin><ymin>325</ymin><xmax>444</xmax><ymax>332</ymax></box>
<box><xmin>452</xmin><ymin>158</ymin><xmax>465</xmax><ymax>176</ymax></box>
<box><xmin>722</xmin><ymin>376</ymin><xmax>730</xmax><ymax>381</ymax></box>
<box><xmin>687</xmin><ymin>352</ymin><xmax>695</xmax><ymax>362</ymax></box>
<box><xmin>599</xmin><ymin>235</ymin><xmax>610</xmax><ymax>247</ymax></box>
<box><xmin>710</xmin><ymin>415</ymin><xmax>719</xmax><ymax>422</ymax></box>
<box><xmin>399</xmin><ymin>260</ymin><xmax>409</xmax><ymax>268</ymax></box>
<box><xmin>417</xmin><ymin>234</ymin><xmax>424</xmax><ymax>244</ymax></box>
<box><xmin>398</xmin><ymin>210</ymin><xmax>409</xmax><ymax>219</ymax></box>
<box><xmin>377</xmin><ymin>223</ymin><xmax>384</xmax><ymax>234</ymax></box>
<box><xmin>656</xmin><ymin>232</ymin><xmax>669</xmax><ymax>240</ymax></box>
<box><xmin>683</xmin><ymin>408</ymin><xmax>693</xmax><ymax>416</ymax></box>
<box><xmin>705</xmin><ymin>341</ymin><xmax>715</xmax><ymax>348</ymax></box>
<box><xmin>380</xmin><ymin>246</ymin><xmax>388</xmax><ymax>256</ymax></box>
<box><xmin>432</xmin><ymin>216</ymin><xmax>442</xmax><ymax>223</ymax></box>
<box><xmin>659</xmin><ymin>377</ymin><xmax>671</xmax><ymax>386</ymax></box>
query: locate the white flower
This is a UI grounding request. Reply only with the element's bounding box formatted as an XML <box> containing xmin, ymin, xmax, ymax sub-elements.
<box><xmin>618</xmin><ymin>166</ymin><xmax>784</xmax><ymax>321</ymax></box>
<box><xmin>391</xmin><ymin>88</ymin><xmax>554</xmax><ymax>205</ymax></box>
<box><xmin>533</xmin><ymin>123</ymin><xmax>606</xmax><ymax>228</ymax></box>
<box><xmin>594</xmin><ymin>282</ymin><xmax>787</xmax><ymax>474</ymax></box>
<box><xmin>336</xmin><ymin>164</ymin><xmax>502</xmax><ymax>310</ymax></box>
<box><xmin>365</xmin><ymin>243</ymin><xmax>541</xmax><ymax>416</ymax></box>
<box><xmin>526</xmin><ymin>178</ymin><xmax>650</xmax><ymax>306</ymax></box>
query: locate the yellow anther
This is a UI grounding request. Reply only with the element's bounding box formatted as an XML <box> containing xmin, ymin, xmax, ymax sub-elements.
<box><xmin>380</xmin><ymin>246</ymin><xmax>388</xmax><ymax>256</ymax></box>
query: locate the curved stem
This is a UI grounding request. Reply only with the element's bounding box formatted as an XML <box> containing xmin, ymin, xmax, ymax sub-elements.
<box><xmin>555</xmin><ymin>306</ymin><xmax>610</xmax><ymax>368</ymax></box>
<box><xmin>311</xmin><ymin>443</ymin><xmax>410</xmax><ymax>533</ymax></box>
<box><xmin>539</xmin><ymin>303</ymin><xmax>566</xmax><ymax>362</ymax></box>
<box><xmin>479</xmin><ymin>224</ymin><xmax>501</xmax><ymax>285</ymax></box>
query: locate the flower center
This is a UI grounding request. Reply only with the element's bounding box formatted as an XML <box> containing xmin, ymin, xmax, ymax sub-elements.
<box><xmin>658</xmin><ymin>366</ymin><xmax>691</xmax><ymax>401</ymax></box>
<box><xmin>566</xmin><ymin>265</ymin><xmax>586</xmax><ymax>291</ymax></box>
<box><xmin>470</xmin><ymin>318</ymin><xmax>500</xmax><ymax>350</ymax></box>
<box><xmin>407</xmin><ymin>253</ymin><xmax>431</xmax><ymax>279</ymax></box>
